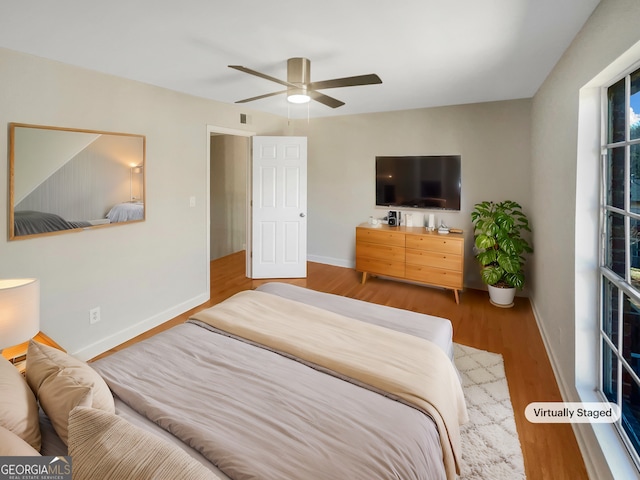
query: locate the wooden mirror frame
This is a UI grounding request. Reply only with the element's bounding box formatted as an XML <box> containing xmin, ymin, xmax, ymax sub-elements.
<box><xmin>8</xmin><ymin>123</ymin><xmax>146</xmax><ymax>240</ymax></box>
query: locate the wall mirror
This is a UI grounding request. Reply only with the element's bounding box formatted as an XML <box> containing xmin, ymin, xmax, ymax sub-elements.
<box><xmin>8</xmin><ymin>123</ymin><xmax>145</xmax><ymax>240</ymax></box>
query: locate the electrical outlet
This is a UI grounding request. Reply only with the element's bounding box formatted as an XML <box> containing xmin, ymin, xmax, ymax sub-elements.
<box><xmin>89</xmin><ymin>306</ymin><xmax>101</xmax><ymax>324</ymax></box>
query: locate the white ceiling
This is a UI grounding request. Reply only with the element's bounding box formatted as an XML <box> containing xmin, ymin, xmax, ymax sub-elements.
<box><xmin>0</xmin><ymin>0</ymin><xmax>600</xmax><ymax>118</ymax></box>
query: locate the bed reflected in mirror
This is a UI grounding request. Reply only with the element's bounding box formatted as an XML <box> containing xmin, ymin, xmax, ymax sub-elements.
<box><xmin>9</xmin><ymin>123</ymin><xmax>145</xmax><ymax>240</ymax></box>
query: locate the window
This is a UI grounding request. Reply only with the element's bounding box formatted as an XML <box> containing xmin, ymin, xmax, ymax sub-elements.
<box><xmin>601</xmin><ymin>65</ymin><xmax>640</xmax><ymax>466</ymax></box>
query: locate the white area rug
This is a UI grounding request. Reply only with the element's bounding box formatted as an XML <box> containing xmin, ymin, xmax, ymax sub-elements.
<box><xmin>454</xmin><ymin>343</ymin><xmax>526</xmax><ymax>479</ymax></box>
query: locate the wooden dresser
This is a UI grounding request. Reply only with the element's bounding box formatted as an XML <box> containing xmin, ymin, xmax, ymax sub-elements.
<box><xmin>355</xmin><ymin>223</ymin><xmax>464</xmax><ymax>303</ymax></box>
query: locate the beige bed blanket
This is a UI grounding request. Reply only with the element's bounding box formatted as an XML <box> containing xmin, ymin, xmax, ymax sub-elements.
<box><xmin>192</xmin><ymin>290</ymin><xmax>468</xmax><ymax>479</ymax></box>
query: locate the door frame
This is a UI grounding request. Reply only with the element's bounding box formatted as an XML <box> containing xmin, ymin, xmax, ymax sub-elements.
<box><xmin>206</xmin><ymin>125</ymin><xmax>256</xmax><ymax>287</ymax></box>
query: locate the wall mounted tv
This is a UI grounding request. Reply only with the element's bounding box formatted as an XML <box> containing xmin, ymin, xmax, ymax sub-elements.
<box><xmin>376</xmin><ymin>155</ymin><xmax>461</xmax><ymax>210</ymax></box>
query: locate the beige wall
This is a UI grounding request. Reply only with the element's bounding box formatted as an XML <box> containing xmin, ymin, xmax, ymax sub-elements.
<box><xmin>0</xmin><ymin>47</ymin><xmax>288</xmax><ymax>360</ymax></box>
<box><xmin>293</xmin><ymin>99</ymin><xmax>532</xmax><ymax>290</ymax></box>
<box><xmin>210</xmin><ymin>135</ymin><xmax>248</xmax><ymax>260</ymax></box>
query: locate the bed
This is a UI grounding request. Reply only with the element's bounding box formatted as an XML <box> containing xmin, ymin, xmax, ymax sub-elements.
<box><xmin>1</xmin><ymin>283</ymin><xmax>467</xmax><ymax>480</ymax></box>
<box><xmin>106</xmin><ymin>201</ymin><xmax>144</xmax><ymax>222</ymax></box>
<box><xmin>13</xmin><ymin>210</ymin><xmax>92</xmax><ymax>236</ymax></box>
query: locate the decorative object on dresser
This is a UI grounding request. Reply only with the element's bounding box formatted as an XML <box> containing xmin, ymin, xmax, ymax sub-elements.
<box><xmin>356</xmin><ymin>223</ymin><xmax>464</xmax><ymax>304</ymax></box>
<box><xmin>471</xmin><ymin>200</ymin><xmax>533</xmax><ymax>308</ymax></box>
<box><xmin>387</xmin><ymin>210</ymin><xmax>401</xmax><ymax>226</ymax></box>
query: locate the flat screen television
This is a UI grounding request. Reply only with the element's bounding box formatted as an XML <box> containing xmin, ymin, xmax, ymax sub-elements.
<box><xmin>375</xmin><ymin>155</ymin><xmax>461</xmax><ymax>210</ymax></box>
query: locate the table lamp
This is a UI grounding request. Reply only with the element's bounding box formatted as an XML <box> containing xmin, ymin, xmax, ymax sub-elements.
<box><xmin>0</xmin><ymin>278</ymin><xmax>40</xmax><ymax>352</ymax></box>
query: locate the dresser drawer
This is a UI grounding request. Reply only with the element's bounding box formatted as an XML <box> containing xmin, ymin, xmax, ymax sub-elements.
<box><xmin>356</xmin><ymin>227</ymin><xmax>405</xmax><ymax>247</ymax></box>
<box><xmin>356</xmin><ymin>256</ymin><xmax>405</xmax><ymax>278</ymax></box>
<box><xmin>406</xmin><ymin>248</ymin><xmax>462</xmax><ymax>271</ymax></box>
<box><xmin>405</xmin><ymin>264</ymin><xmax>463</xmax><ymax>289</ymax></box>
<box><xmin>357</xmin><ymin>242</ymin><xmax>405</xmax><ymax>262</ymax></box>
<box><xmin>405</xmin><ymin>234</ymin><xmax>462</xmax><ymax>255</ymax></box>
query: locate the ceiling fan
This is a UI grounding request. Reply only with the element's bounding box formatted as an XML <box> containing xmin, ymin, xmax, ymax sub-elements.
<box><xmin>229</xmin><ymin>57</ymin><xmax>382</xmax><ymax>108</ymax></box>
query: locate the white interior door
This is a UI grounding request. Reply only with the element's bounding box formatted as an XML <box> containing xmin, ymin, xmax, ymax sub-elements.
<box><xmin>251</xmin><ymin>136</ymin><xmax>307</xmax><ymax>278</ymax></box>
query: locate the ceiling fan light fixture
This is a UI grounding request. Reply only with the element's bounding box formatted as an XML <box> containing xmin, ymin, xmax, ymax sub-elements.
<box><xmin>287</xmin><ymin>91</ymin><xmax>311</xmax><ymax>104</ymax></box>
<box><xmin>287</xmin><ymin>94</ymin><xmax>311</xmax><ymax>104</ymax></box>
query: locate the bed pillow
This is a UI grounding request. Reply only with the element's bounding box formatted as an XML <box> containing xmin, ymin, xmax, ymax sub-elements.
<box><xmin>26</xmin><ymin>341</ymin><xmax>114</xmax><ymax>445</ymax></box>
<box><xmin>0</xmin><ymin>425</ymin><xmax>41</xmax><ymax>456</ymax></box>
<box><xmin>68</xmin><ymin>407</ymin><xmax>221</xmax><ymax>480</ymax></box>
<box><xmin>0</xmin><ymin>356</ymin><xmax>41</xmax><ymax>450</ymax></box>
<box><xmin>39</xmin><ymin>407</ymin><xmax>69</xmax><ymax>457</ymax></box>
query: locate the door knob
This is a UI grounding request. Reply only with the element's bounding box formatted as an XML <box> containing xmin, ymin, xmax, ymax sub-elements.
<box><xmin>300</xmin><ymin>213</ymin><xmax>306</xmax><ymax>217</ymax></box>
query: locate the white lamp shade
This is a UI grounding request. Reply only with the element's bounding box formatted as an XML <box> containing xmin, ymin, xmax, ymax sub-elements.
<box><xmin>0</xmin><ymin>278</ymin><xmax>40</xmax><ymax>350</ymax></box>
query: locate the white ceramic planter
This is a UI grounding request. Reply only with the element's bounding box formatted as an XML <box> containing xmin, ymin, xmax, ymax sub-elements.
<box><xmin>488</xmin><ymin>284</ymin><xmax>516</xmax><ymax>308</ymax></box>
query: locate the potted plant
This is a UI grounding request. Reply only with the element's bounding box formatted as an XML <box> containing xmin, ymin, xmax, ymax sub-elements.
<box><xmin>471</xmin><ymin>200</ymin><xmax>533</xmax><ymax>307</ymax></box>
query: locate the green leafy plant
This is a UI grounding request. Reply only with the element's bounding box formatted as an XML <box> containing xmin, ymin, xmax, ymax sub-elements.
<box><xmin>471</xmin><ymin>200</ymin><xmax>533</xmax><ymax>289</ymax></box>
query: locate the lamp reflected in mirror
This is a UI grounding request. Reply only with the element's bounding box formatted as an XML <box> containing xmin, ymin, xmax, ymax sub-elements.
<box><xmin>130</xmin><ymin>165</ymin><xmax>143</xmax><ymax>202</ymax></box>
<box><xmin>9</xmin><ymin>123</ymin><xmax>146</xmax><ymax>240</ymax></box>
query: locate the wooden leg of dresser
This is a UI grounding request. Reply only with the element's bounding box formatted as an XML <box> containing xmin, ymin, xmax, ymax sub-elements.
<box><xmin>361</xmin><ymin>272</ymin><xmax>368</xmax><ymax>284</ymax></box>
<box><xmin>454</xmin><ymin>289</ymin><xmax>460</xmax><ymax>304</ymax></box>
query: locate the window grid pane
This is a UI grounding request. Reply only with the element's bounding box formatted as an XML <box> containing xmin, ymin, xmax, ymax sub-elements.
<box><xmin>633</xmin><ymin>144</ymin><xmax>640</xmax><ymax>209</ymax></box>
<box><xmin>602</xmin><ymin>278</ymin><xmax>619</xmax><ymax>344</ymax></box>
<box><xmin>623</xmin><ymin>295</ymin><xmax>640</xmax><ymax>363</ymax></box>
<box><xmin>602</xmin><ymin>339</ymin><xmax>619</xmax><ymax>404</ymax></box>
<box><xmin>609</xmin><ymin>77</ymin><xmax>627</xmax><ymax>144</ymax></box>
<box><xmin>608</xmin><ymin>147</ymin><xmax>626</xmax><ymax>209</ymax></box>
<box><xmin>633</xmin><ymin>215</ymin><xmax>640</xmax><ymax>289</ymax></box>
<box><xmin>606</xmin><ymin>210</ymin><xmax>627</xmax><ymax>278</ymax></box>
<box><xmin>631</xmin><ymin>70</ymin><xmax>640</xmax><ymax>141</ymax></box>
<box><xmin>622</xmin><ymin>366</ymin><xmax>640</xmax><ymax>455</ymax></box>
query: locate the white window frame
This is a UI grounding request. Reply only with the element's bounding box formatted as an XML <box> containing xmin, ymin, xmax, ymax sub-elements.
<box><xmin>599</xmin><ymin>65</ymin><xmax>640</xmax><ymax>471</ymax></box>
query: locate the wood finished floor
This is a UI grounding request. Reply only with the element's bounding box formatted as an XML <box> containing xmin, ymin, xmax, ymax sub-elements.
<box><xmin>95</xmin><ymin>251</ymin><xmax>588</xmax><ymax>480</ymax></box>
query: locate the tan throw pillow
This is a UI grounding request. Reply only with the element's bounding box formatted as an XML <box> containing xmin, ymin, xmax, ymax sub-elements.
<box><xmin>26</xmin><ymin>341</ymin><xmax>114</xmax><ymax>445</ymax></box>
<box><xmin>0</xmin><ymin>425</ymin><xmax>41</xmax><ymax>456</ymax></box>
<box><xmin>0</xmin><ymin>357</ymin><xmax>41</xmax><ymax>451</ymax></box>
<box><xmin>68</xmin><ymin>407</ymin><xmax>221</xmax><ymax>480</ymax></box>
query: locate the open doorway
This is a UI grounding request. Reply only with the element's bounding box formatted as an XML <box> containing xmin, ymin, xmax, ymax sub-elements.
<box><xmin>210</xmin><ymin>134</ymin><xmax>248</xmax><ymax>260</ymax></box>
<box><xmin>207</xmin><ymin>125</ymin><xmax>255</xmax><ymax>284</ymax></box>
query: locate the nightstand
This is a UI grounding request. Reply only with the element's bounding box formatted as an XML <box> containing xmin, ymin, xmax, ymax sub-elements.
<box><xmin>1</xmin><ymin>332</ymin><xmax>66</xmax><ymax>375</ymax></box>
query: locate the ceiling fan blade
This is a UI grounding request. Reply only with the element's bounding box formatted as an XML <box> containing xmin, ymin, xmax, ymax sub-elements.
<box><xmin>309</xmin><ymin>73</ymin><xmax>382</xmax><ymax>91</ymax></box>
<box><xmin>234</xmin><ymin>89</ymin><xmax>288</xmax><ymax>104</ymax></box>
<box><xmin>228</xmin><ymin>65</ymin><xmax>297</xmax><ymax>88</ymax></box>
<box><xmin>309</xmin><ymin>90</ymin><xmax>345</xmax><ymax>108</ymax></box>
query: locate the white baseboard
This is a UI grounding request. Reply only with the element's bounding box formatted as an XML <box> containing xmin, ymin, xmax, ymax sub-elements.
<box><xmin>307</xmin><ymin>254</ymin><xmax>354</xmax><ymax>269</ymax></box>
<box><xmin>72</xmin><ymin>292</ymin><xmax>209</xmax><ymax>361</ymax></box>
<box><xmin>528</xmin><ymin>297</ymin><xmax>569</xmax><ymax>397</ymax></box>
